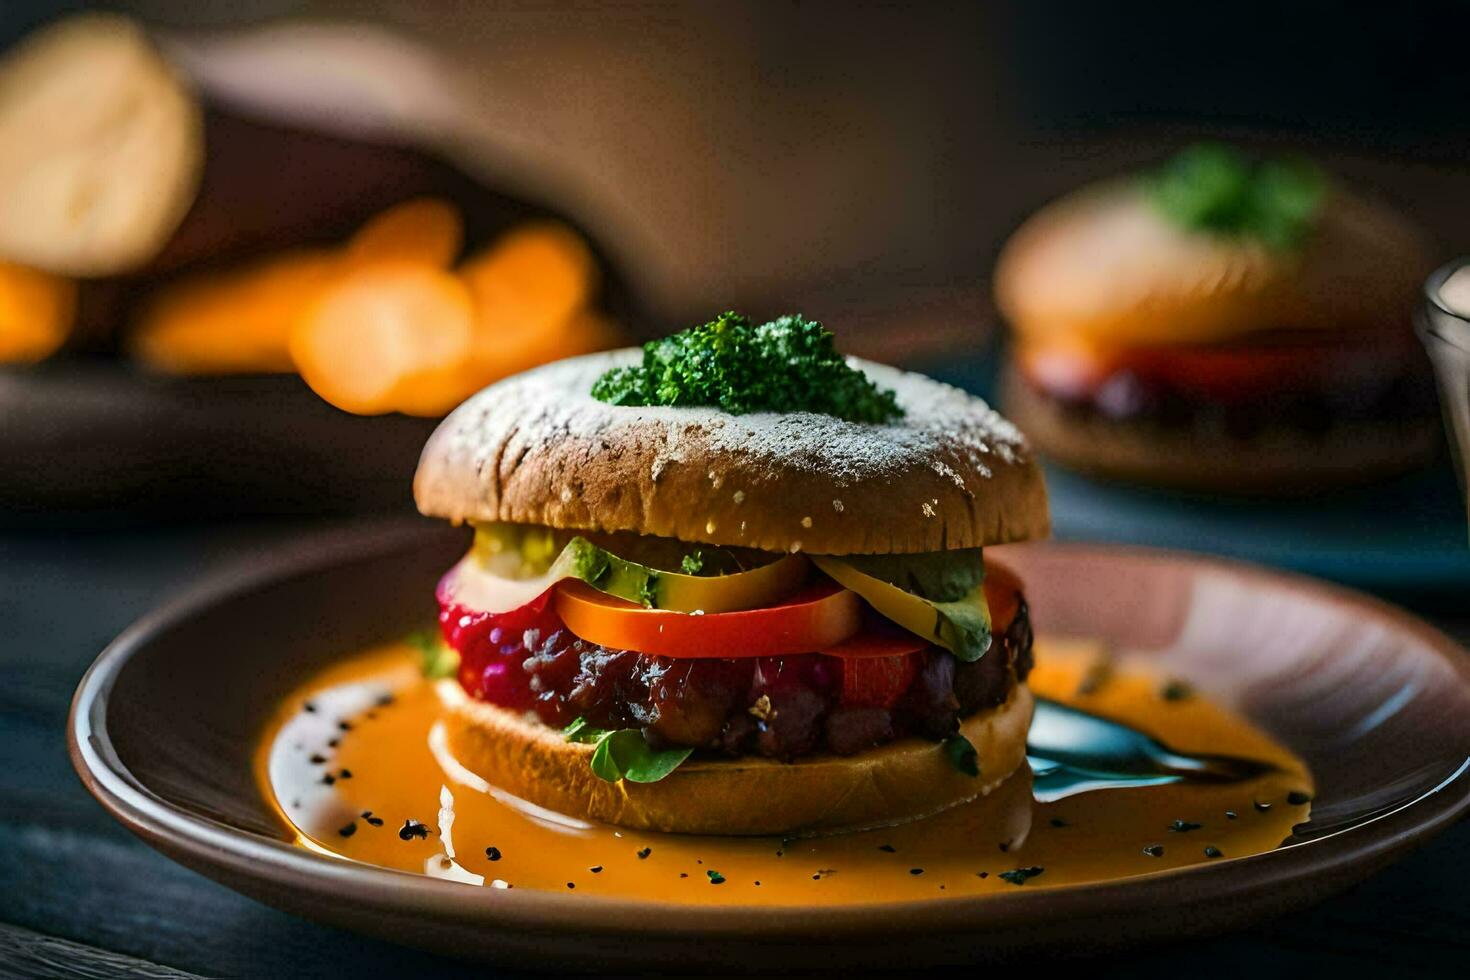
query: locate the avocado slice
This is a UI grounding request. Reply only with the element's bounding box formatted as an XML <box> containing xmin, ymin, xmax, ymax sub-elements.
<box><xmin>810</xmin><ymin>552</ymin><xmax>992</xmax><ymax>661</ymax></box>
<box><xmin>471</xmin><ymin>524</ymin><xmax>809</xmax><ymax>613</ymax></box>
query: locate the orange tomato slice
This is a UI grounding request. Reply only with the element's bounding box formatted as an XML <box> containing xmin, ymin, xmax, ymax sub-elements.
<box><xmin>553</xmin><ymin>579</ymin><xmax>862</xmax><ymax>658</ymax></box>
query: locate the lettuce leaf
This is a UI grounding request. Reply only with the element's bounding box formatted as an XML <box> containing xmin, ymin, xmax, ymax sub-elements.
<box><xmin>562</xmin><ymin>717</ymin><xmax>694</xmax><ymax>783</ymax></box>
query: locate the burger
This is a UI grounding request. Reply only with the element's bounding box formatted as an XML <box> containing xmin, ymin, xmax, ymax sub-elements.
<box><xmin>413</xmin><ymin>312</ymin><xmax>1049</xmax><ymax>835</ymax></box>
<box><xmin>995</xmin><ymin>144</ymin><xmax>1438</xmax><ymax>493</ymax></box>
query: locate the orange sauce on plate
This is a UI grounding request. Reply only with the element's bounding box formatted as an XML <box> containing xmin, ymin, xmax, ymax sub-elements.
<box><xmin>256</xmin><ymin>639</ymin><xmax>1312</xmax><ymax>903</ymax></box>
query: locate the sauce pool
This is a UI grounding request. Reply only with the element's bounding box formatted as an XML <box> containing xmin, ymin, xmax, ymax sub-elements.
<box><xmin>256</xmin><ymin>638</ymin><xmax>1313</xmax><ymax>903</ymax></box>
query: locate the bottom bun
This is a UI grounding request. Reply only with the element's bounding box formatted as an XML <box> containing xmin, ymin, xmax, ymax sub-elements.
<box><xmin>441</xmin><ymin>683</ymin><xmax>1034</xmax><ymax>836</ymax></box>
<box><xmin>1001</xmin><ymin>363</ymin><xmax>1439</xmax><ymax>495</ymax></box>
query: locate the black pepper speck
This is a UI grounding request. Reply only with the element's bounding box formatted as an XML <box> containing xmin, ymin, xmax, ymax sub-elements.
<box><xmin>308</xmin><ymin>754</ymin><xmax>327</xmax><ymax>765</ymax></box>
<box><xmin>909</xmin><ymin>868</ymin><xmax>924</xmax><ymax>876</ymax></box>
<box><xmin>637</xmin><ymin>847</ymin><xmax>651</xmax><ymax>859</ymax></box>
<box><xmin>1168</xmin><ymin>819</ymin><xmax>1202</xmax><ymax>833</ymax></box>
<box><xmin>398</xmin><ymin>819</ymin><xmax>429</xmax><ymax>841</ymax></box>
<box><xmin>877</xmin><ymin>844</ymin><xmax>896</xmax><ymax>853</ymax></box>
<box><xmin>590</xmin><ymin>865</ymin><xmax>603</xmax><ymax>874</ymax></box>
<box><xmin>1225</xmin><ymin>810</ymin><xmax>1238</xmax><ymax>820</ymax></box>
<box><xmin>1049</xmin><ymin>817</ymin><xmax>1068</xmax><ymax>828</ymax></box>
<box><xmin>320</xmin><ymin>774</ymin><xmax>336</xmax><ymax>786</ymax></box>
<box><xmin>1143</xmin><ymin>845</ymin><xmax>1164</xmax><ymax>858</ymax></box>
<box><xmin>338</xmin><ymin>769</ymin><xmax>352</xmax><ymax>779</ymax></box>
<box><xmin>337</xmin><ymin>822</ymin><xmax>356</xmax><ymax>838</ymax></box>
<box><xmin>485</xmin><ymin>846</ymin><xmax>501</xmax><ymax>861</ymax></box>
<box><xmin>337</xmin><ymin>720</ymin><xmax>352</xmax><ymax>731</ymax></box>
<box><xmin>1287</xmin><ymin>791</ymin><xmax>1312</xmax><ymax>806</ymax></box>
<box><xmin>1205</xmin><ymin>846</ymin><xmax>1223</xmax><ymax>859</ymax></box>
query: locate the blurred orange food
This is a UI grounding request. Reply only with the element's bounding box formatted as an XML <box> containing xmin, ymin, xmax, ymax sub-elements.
<box><xmin>0</xmin><ymin>260</ymin><xmax>77</xmax><ymax>363</ymax></box>
<box><xmin>129</xmin><ymin>197</ymin><xmax>616</xmax><ymax>416</ymax></box>
<box><xmin>130</xmin><ymin>249</ymin><xmax>338</xmax><ymax>374</ymax></box>
<box><xmin>291</xmin><ymin>261</ymin><xmax>476</xmax><ymax>417</ymax></box>
<box><xmin>346</xmin><ymin>197</ymin><xmax>464</xmax><ymax>269</ymax></box>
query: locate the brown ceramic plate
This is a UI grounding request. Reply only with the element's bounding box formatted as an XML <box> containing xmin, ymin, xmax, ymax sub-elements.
<box><xmin>69</xmin><ymin>522</ymin><xmax>1470</xmax><ymax>969</ymax></box>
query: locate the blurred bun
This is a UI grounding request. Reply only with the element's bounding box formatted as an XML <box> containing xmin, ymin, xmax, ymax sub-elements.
<box><xmin>995</xmin><ymin>180</ymin><xmax>1430</xmax><ymax>348</ymax></box>
<box><xmin>0</xmin><ymin>14</ymin><xmax>202</xmax><ymax>275</ymax></box>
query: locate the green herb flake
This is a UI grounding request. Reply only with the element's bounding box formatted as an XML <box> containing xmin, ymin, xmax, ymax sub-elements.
<box><xmin>1147</xmin><ymin>143</ymin><xmax>1326</xmax><ymax>250</ymax></box>
<box><xmin>680</xmin><ymin>551</ymin><xmax>706</xmax><ymax>576</ymax></box>
<box><xmin>562</xmin><ymin>717</ymin><xmax>608</xmax><ymax>744</ymax></box>
<box><xmin>998</xmin><ymin>866</ymin><xmax>1045</xmax><ymax>886</ymax></box>
<box><xmin>408</xmin><ymin>630</ymin><xmax>459</xmax><ymax>680</ymax></box>
<box><xmin>590</xmin><ymin>311</ymin><xmax>904</xmax><ymax>423</ymax></box>
<box><xmin>942</xmin><ymin>734</ymin><xmax>981</xmax><ymax>777</ymax></box>
<box><xmin>1161</xmin><ymin>679</ymin><xmax>1194</xmax><ymax>702</ymax></box>
<box><xmin>706</xmin><ymin>870</ymin><xmax>726</xmax><ymax>885</ymax></box>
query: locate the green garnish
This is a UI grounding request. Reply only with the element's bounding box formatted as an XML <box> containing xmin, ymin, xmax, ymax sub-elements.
<box><xmin>1147</xmin><ymin>143</ymin><xmax>1326</xmax><ymax>250</ymax></box>
<box><xmin>998</xmin><ymin>866</ymin><xmax>1045</xmax><ymax>886</ymax></box>
<box><xmin>591</xmin><ymin>311</ymin><xmax>903</xmax><ymax>423</ymax></box>
<box><xmin>1160</xmin><ymin>679</ymin><xmax>1194</xmax><ymax>702</ymax></box>
<box><xmin>409</xmin><ymin>630</ymin><xmax>458</xmax><ymax>680</ymax></box>
<box><xmin>680</xmin><ymin>551</ymin><xmax>706</xmax><ymax>576</ymax></box>
<box><xmin>562</xmin><ymin>717</ymin><xmax>694</xmax><ymax>783</ymax></box>
<box><xmin>943</xmin><ymin>734</ymin><xmax>981</xmax><ymax>777</ymax></box>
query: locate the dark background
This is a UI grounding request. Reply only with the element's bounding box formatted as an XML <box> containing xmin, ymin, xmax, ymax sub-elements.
<box><xmin>8</xmin><ymin>0</ymin><xmax>1470</xmax><ymax>329</ymax></box>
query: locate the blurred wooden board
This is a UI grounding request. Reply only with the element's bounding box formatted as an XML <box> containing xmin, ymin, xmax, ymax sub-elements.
<box><xmin>0</xmin><ymin>362</ymin><xmax>438</xmax><ymax>523</ymax></box>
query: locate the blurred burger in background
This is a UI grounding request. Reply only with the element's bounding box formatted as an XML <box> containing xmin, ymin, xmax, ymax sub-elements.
<box><xmin>995</xmin><ymin>144</ymin><xmax>1437</xmax><ymax>493</ymax></box>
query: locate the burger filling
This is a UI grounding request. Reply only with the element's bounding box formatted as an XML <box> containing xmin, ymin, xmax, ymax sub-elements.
<box><xmin>1015</xmin><ymin>332</ymin><xmax>1437</xmax><ymax>435</ymax></box>
<box><xmin>433</xmin><ymin>524</ymin><xmax>1031</xmax><ymax>765</ymax></box>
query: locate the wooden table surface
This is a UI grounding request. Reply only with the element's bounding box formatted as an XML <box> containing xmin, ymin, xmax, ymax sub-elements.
<box><xmin>2</xmin><ymin>518</ymin><xmax>1467</xmax><ymax>977</ymax></box>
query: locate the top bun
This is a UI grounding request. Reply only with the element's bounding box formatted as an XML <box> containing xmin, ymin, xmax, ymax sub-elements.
<box><xmin>995</xmin><ymin>180</ymin><xmax>1430</xmax><ymax>348</ymax></box>
<box><xmin>415</xmin><ymin>350</ymin><xmax>1049</xmax><ymax>554</ymax></box>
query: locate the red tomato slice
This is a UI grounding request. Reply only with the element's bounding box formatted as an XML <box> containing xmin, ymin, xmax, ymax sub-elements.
<box><xmin>553</xmin><ymin>579</ymin><xmax>862</xmax><ymax>658</ymax></box>
<box><xmin>1020</xmin><ymin>334</ymin><xmax>1414</xmax><ymax>405</ymax></box>
<box><xmin>837</xmin><ymin>651</ymin><xmax>920</xmax><ymax>708</ymax></box>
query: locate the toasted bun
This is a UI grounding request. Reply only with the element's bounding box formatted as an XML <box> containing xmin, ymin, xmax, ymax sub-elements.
<box><xmin>414</xmin><ymin>350</ymin><xmax>1049</xmax><ymax>554</ymax></box>
<box><xmin>441</xmin><ymin>682</ymin><xmax>1032</xmax><ymax>835</ymax></box>
<box><xmin>1001</xmin><ymin>364</ymin><xmax>1439</xmax><ymax>494</ymax></box>
<box><xmin>995</xmin><ymin>180</ymin><xmax>1430</xmax><ymax>349</ymax></box>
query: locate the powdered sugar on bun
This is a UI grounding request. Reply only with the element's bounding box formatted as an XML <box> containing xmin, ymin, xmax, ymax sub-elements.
<box><xmin>414</xmin><ymin>349</ymin><xmax>1049</xmax><ymax>554</ymax></box>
